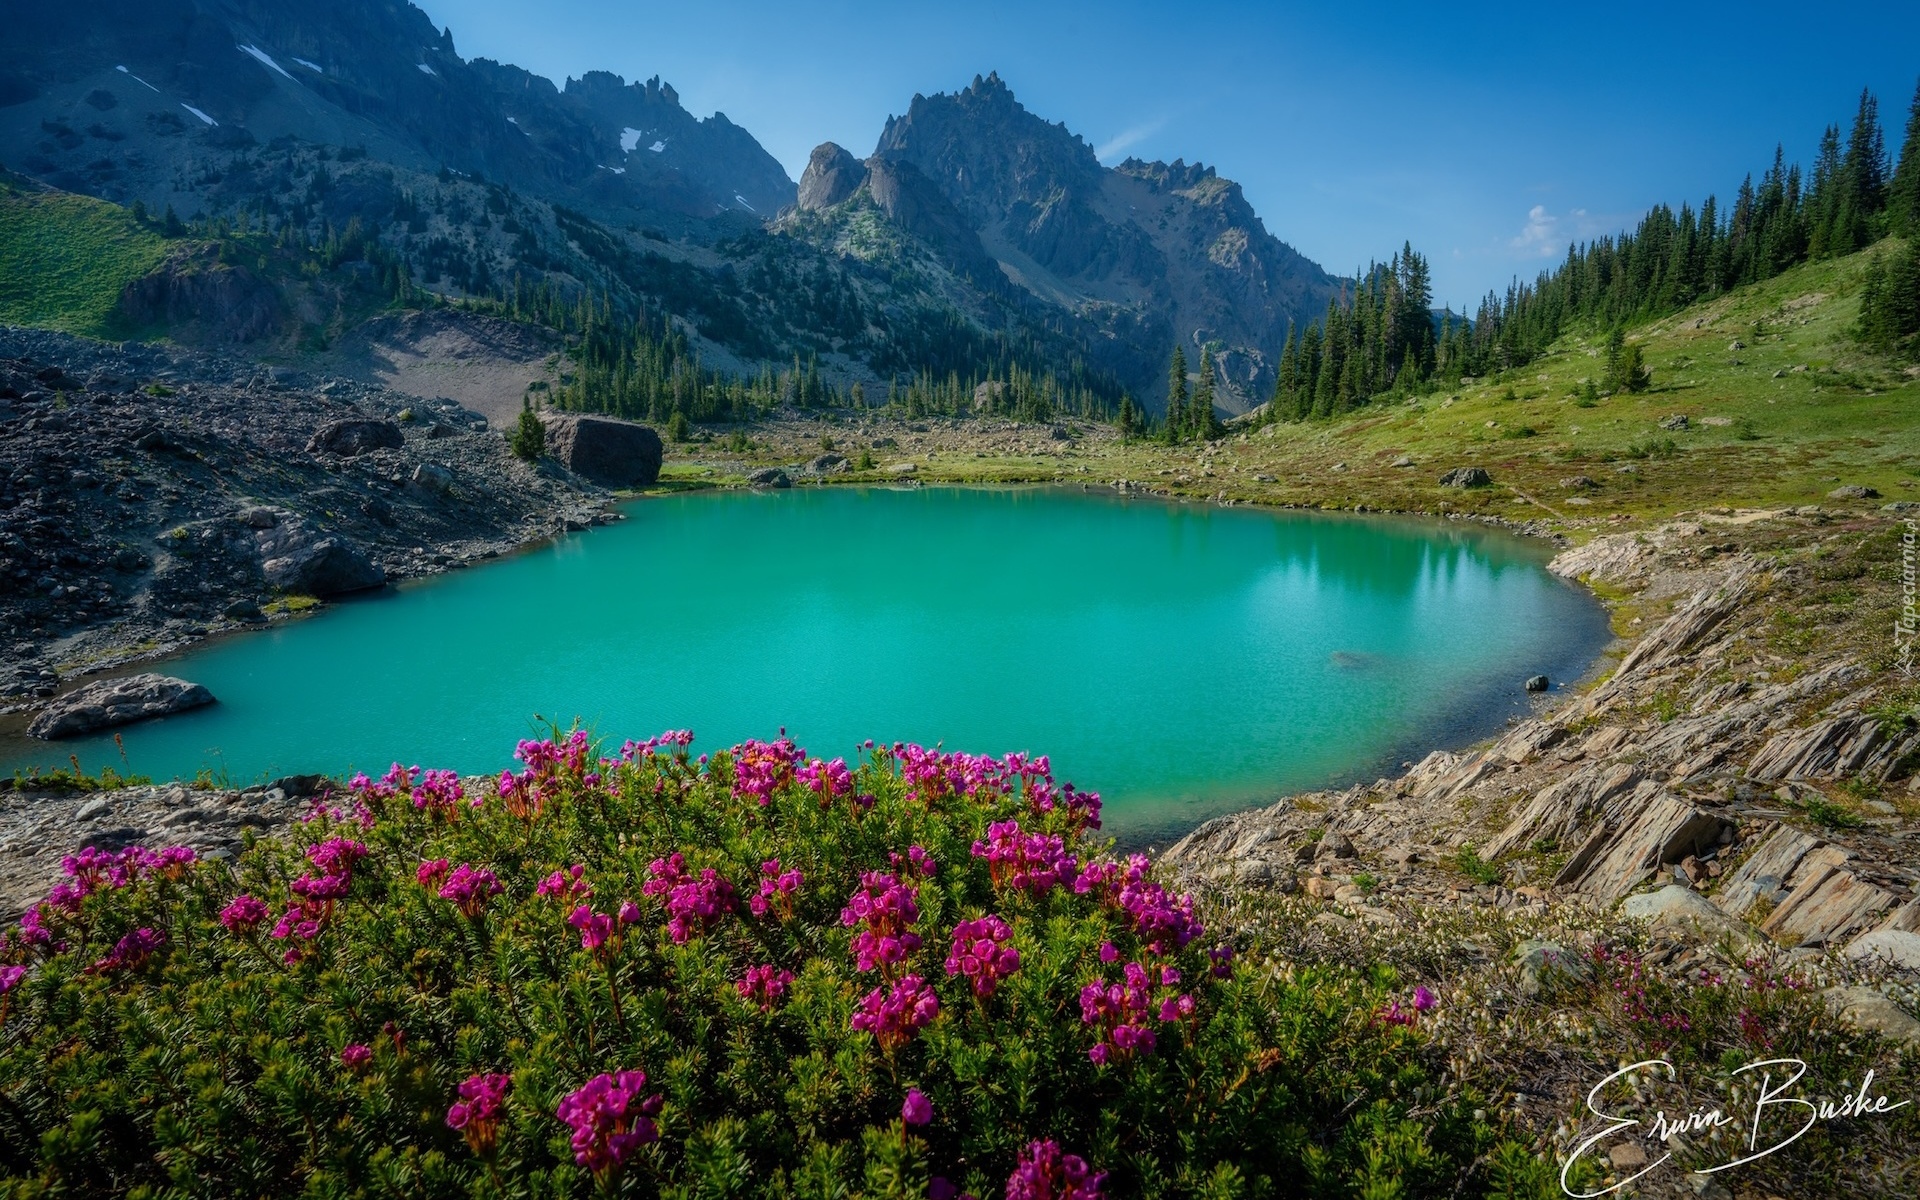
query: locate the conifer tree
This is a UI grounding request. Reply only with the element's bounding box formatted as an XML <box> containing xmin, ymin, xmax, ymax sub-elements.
<box><xmin>1191</xmin><ymin>347</ymin><xmax>1216</xmax><ymax>441</ymax></box>
<box><xmin>510</xmin><ymin>397</ymin><xmax>545</xmax><ymax>460</ymax></box>
<box><xmin>1166</xmin><ymin>345</ymin><xmax>1188</xmax><ymax>442</ymax></box>
<box><xmin>1891</xmin><ymin>79</ymin><xmax>1920</xmax><ymax>237</ymax></box>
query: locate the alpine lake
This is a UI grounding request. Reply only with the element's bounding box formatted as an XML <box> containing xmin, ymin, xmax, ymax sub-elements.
<box><xmin>1</xmin><ymin>486</ymin><xmax>1611</xmax><ymax>845</ymax></box>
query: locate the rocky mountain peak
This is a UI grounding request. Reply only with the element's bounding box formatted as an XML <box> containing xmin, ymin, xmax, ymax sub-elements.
<box><xmin>797</xmin><ymin>142</ymin><xmax>866</xmax><ymax>211</ymax></box>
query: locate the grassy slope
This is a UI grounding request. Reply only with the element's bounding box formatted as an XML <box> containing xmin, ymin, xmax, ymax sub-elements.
<box><xmin>1209</xmin><ymin>238</ymin><xmax>1920</xmax><ymax>521</ymax></box>
<box><xmin>0</xmin><ymin>179</ymin><xmax>170</xmax><ymax>338</ymax></box>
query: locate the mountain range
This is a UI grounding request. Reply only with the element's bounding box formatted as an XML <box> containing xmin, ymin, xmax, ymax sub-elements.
<box><xmin>0</xmin><ymin>0</ymin><xmax>1346</xmax><ymax>412</ymax></box>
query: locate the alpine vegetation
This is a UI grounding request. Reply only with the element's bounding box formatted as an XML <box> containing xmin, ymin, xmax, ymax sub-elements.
<box><xmin>0</xmin><ymin>730</ymin><xmax>1506</xmax><ymax>1197</ymax></box>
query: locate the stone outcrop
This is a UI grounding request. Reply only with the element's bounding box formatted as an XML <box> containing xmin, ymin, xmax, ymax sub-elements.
<box><xmin>255</xmin><ymin>518</ymin><xmax>386</xmax><ymax>596</ymax></box>
<box><xmin>1437</xmin><ymin>467</ymin><xmax>1490</xmax><ymax>488</ymax></box>
<box><xmin>118</xmin><ymin>247</ymin><xmax>283</xmax><ymax>344</ymax></box>
<box><xmin>308</xmin><ymin>418</ymin><xmax>406</xmax><ymax>457</ymax></box>
<box><xmin>26</xmin><ymin>673</ymin><xmax>214</xmax><ymax>739</ymax></box>
<box><xmin>538</xmin><ymin>413</ymin><xmax>663</xmax><ymax>488</ymax></box>
<box><xmin>797</xmin><ymin>142</ymin><xmax>867</xmax><ymax>211</ymax></box>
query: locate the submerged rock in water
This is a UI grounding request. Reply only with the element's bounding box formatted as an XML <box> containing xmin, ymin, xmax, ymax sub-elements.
<box><xmin>539</xmin><ymin>413</ymin><xmax>663</xmax><ymax>488</ymax></box>
<box><xmin>1525</xmin><ymin>674</ymin><xmax>1550</xmax><ymax>692</ymax></box>
<box><xmin>28</xmin><ymin>673</ymin><xmax>215</xmax><ymax>739</ymax></box>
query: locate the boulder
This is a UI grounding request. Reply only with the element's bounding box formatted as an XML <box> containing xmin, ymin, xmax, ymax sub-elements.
<box><xmin>1658</xmin><ymin>414</ymin><xmax>1690</xmax><ymax>431</ymax></box>
<box><xmin>747</xmin><ymin>468</ymin><xmax>792</xmax><ymax>489</ymax></box>
<box><xmin>1822</xmin><ymin>986</ymin><xmax>1920</xmax><ymax>1046</ymax></box>
<box><xmin>1622</xmin><ymin>885</ymin><xmax>1758</xmax><ymax>947</ymax></box>
<box><xmin>1843</xmin><ymin>929</ymin><xmax>1920</xmax><ymax>972</ymax></box>
<box><xmin>1514</xmin><ymin>939</ymin><xmax>1590</xmax><ymax>997</ymax></box>
<box><xmin>411</xmin><ymin>463</ymin><xmax>455</xmax><ymax>494</ymax></box>
<box><xmin>538</xmin><ymin>413</ymin><xmax>663</xmax><ymax>488</ymax></box>
<box><xmin>1827</xmin><ymin>484</ymin><xmax>1880</xmax><ymax>500</ymax></box>
<box><xmin>307</xmin><ymin>418</ymin><xmax>404</xmax><ymax>457</ymax></box>
<box><xmin>885</xmin><ymin>462</ymin><xmax>919</xmax><ymax>476</ymax></box>
<box><xmin>1314</xmin><ymin>830</ymin><xmax>1356</xmax><ymax>859</ymax></box>
<box><xmin>1437</xmin><ymin>467</ymin><xmax>1491</xmax><ymax>489</ymax></box>
<box><xmin>1525</xmin><ymin>674</ymin><xmax>1550</xmax><ymax>692</ymax></box>
<box><xmin>256</xmin><ymin>522</ymin><xmax>385</xmax><ymax>596</ymax></box>
<box><xmin>27</xmin><ymin>673</ymin><xmax>215</xmax><ymax>739</ymax></box>
<box><xmin>806</xmin><ymin>454</ymin><xmax>850</xmax><ymax>475</ymax></box>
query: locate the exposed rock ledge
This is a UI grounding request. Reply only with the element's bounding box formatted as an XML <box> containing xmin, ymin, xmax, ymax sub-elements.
<box><xmin>1162</xmin><ymin>514</ymin><xmax>1920</xmax><ymax>962</ymax></box>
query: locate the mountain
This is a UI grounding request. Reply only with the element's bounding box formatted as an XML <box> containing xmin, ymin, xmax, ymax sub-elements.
<box><xmin>791</xmin><ymin>73</ymin><xmax>1345</xmax><ymax>409</ymax></box>
<box><xmin>0</xmin><ymin>5</ymin><xmax>1345</xmax><ymax>415</ymax></box>
<box><xmin>0</xmin><ymin>0</ymin><xmax>793</xmax><ymax>229</ymax></box>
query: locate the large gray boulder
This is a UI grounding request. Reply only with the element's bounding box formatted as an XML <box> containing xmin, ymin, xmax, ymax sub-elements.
<box><xmin>1438</xmin><ymin>466</ymin><xmax>1492</xmax><ymax>489</ymax></box>
<box><xmin>1621</xmin><ymin>885</ymin><xmax>1758</xmax><ymax>948</ymax></box>
<box><xmin>538</xmin><ymin>413</ymin><xmax>663</xmax><ymax>488</ymax></box>
<box><xmin>307</xmin><ymin>418</ymin><xmax>404</xmax><ymax>457</ymax></box>
<box><xmin>1844</xmin><ymin>929</ymin><xmax>1920</xmax><ymax>972</ymax></box>
<box><xmin>255</xmin><ymin>520</ymin><xmax>385</xmax><ymax>596</ymax></box>
<box><xmin>28</xmin><ymin>674</ymin><xmax>215</xmax><ymax>739</ymax></box>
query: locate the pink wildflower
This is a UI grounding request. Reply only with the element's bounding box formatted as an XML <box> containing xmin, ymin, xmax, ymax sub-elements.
<box><xmin>536</xmin><ymin>863</ymin><xmax>591</xmax><ymax>901</ymax></box>
<box><xmin>841</xmin><ymin>871</ymin><xmax>922</xmax><ymax>974</ymax></box>
<box><xmin>90</xmin><ymin>927</ymin><xmax>163</xmax><ymax>974</ymax></box>
<box><xmin>555</xmin><ymin>1070</ymin><xmax>663</xmax><ymax>1177</ymax></box>
<box><xmin>736</xmin><ymin>963</ymin><xmax>794</xmax><ymax>1012</ymax></box>
<box><xmin>417</xmin><ymin>858</ymin><xmax>451</xmax><ymax>889</ymax></box>
<box><xmin>447</xmin><ymin>1072</ymin><xmax>512</xmax><ymax>1155</ymax></box>
<box><xmin>971</xmin><ymin>820</ymin><xmax>1077</xmax><ymax>895</ymax></box>
<box><xmin>438</xmin><ymin>864</ymin><xmax>504</xmax><ymax>919</ymax></box>
<box><xmin>945</xmin><ymin>914</ymin><xmax>1021</xmax><ymax>999</ymax></box>
<box><xmin>748</xmin><ymin>859</ymin><xmax>803</xmax><ymax>920</ymax></box>
<box><xmin>850</xmin><ymin>973</ymin><xmax>940</xmax><ymax>1049</ymax></box>
<box><xmin>219</xmin><ymin>893</ymin><xmax>269</xmax><ymax>934</ymax></box>
<box><xmin>340</xmin><ymin>1043</ymin><xmax>372</xmax><ymax>1071</ymax></box>
<box><xmin>1007</xmin><ymin>1140</ymin><xmax>1107</xmax><ymax>1200</ymax></box>
<box><xmin>901</xmin><ymin>1087</ymin><xmax>932</xmax><ymax>1126</ymax></box>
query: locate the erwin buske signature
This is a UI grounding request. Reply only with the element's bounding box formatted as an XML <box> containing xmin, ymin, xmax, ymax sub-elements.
<box><xmin>1560</xmin><ymin>1058</ymin><xmax>1910</xmax><ymax>1197</ymax></box>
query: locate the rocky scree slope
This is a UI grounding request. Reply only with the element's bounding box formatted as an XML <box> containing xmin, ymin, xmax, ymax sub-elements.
<box><xmin>0</xmin><ymin>325</ymin><xmax>620</xmax><ymax>709</ymax></box>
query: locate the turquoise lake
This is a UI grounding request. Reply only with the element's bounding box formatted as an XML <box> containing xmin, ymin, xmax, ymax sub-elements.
<box><xmin>0</xmin><ymin>487</ymin><xmax>1609</xmax><ymax>842</ymax></box>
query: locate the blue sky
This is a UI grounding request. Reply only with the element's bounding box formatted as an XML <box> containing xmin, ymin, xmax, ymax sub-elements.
<box><xmin>419</xmin><ymin>0</ymin><xmax>1920</xmax><ymax>307</ymax></box>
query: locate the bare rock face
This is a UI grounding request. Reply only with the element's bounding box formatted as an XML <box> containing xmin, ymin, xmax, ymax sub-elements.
<box><xmin>538</xmin><ymin>413</ymin><xmax>662</xmax><ymax>488</ymax></box>
<box><xmin>797</xmin><ymin>142</ymin><xmax>867</xmax><ymax>210</ymax></box>
<box><xmin>117</xmin><ymin>247</ymin><xmax>283</xmax><ymax>343</ymax></box>
<box><xmin>28</xmin><ymin>674</ymin><xmax>215</xmax><ymax>739</ymax></box>
<box><xmin>307</xmin><ymin>418</ymin><xmax>405</xmax><ymax>457</ymax></box>
<box><xmin>253</xmin><ymin>515</ymin><xmax>386</xmax><ymax>596</ymax></box>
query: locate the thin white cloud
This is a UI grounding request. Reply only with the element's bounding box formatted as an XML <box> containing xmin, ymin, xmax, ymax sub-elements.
<box><xmin>1095</xmin><ymin>117</ymin><xmax>1167</xmax><ymax>163</ymax></box>
<box><xmin>1509</xmin><ymin>204</ymin><xmax>1609</xmax><ymax>257</ymax></box>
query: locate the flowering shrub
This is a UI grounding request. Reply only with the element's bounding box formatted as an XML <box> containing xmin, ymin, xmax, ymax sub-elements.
<box><xmin>0</xmin><ymin>730</ymin><xmax>1509</xmax><ymax>1196</ymax></box>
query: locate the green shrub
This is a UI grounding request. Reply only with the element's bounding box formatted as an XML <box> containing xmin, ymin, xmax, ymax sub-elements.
<box><xmin>0</xmin><ymin>730</ymin><xmax>1511</xmax><ymax>1197</ymax></box>
<box><xmin>667</xmin><ymin>412</ymin><xmax>692</xmax><ymax>443</ymax></box>
<box><xmin>1449</xmin><ymin>844</ymin><xmax>1502</xmax><ymax>886</ymax></box>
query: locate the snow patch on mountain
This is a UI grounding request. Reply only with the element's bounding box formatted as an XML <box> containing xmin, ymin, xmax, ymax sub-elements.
<box><xmin>237</xmin><ymin>44</ymin><xmax>293</xmax><ymax>81</ymax></box>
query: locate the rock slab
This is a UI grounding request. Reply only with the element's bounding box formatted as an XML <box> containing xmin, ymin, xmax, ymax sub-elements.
<box><xmin>307</xmin><ymin>418</ymin><xmax>405</xmax><ymax>457</ymax></box>
<box><xmin>28</xmin><ymin>674</ymin><xmax>215</xmax><ymax>739</ymax></box>
<box><xmin>539</xmin><ymin>414</ymin><xmax>663</xmax><ymax>488</ymax></box>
